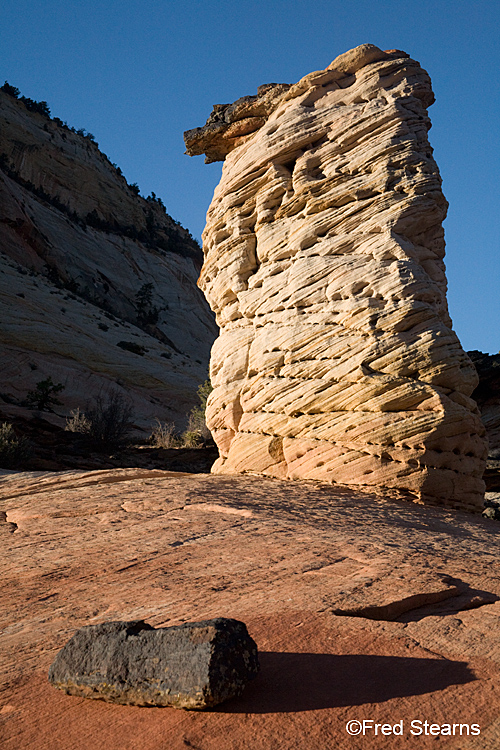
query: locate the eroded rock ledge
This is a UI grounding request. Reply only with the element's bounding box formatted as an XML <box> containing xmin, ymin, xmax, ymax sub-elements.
<box><xmin>185</xmin><ymin>44</ymin><xmax>487</xmax><ymax>512</ymax></box>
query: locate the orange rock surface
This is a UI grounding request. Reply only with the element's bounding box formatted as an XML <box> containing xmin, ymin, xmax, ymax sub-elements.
<box><xmin>2</xmin><ymin>467</ymin><xmax>500</xmax><ymax>748</ymax></box>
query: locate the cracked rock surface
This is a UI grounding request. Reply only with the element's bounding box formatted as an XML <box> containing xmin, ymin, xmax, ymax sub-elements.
<box><xmin>186</xmin><ymin>44</ymin><xmax>487</xmax><ymax>511</ymax></box>
<box><xmin>2</xmin><ymin>468</ymin><xmax>500</xmax><ymax>748</ymax></box>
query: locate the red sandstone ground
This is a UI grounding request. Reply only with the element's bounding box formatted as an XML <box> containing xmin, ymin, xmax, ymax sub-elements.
<box><xmin>2</xmin><ymin>468</ymin><xmax>500</xmax><ymax>749</ymax></box>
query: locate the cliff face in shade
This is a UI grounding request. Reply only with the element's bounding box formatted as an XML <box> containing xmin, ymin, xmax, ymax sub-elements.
<box><xmin>0</xmin><ymin>89</ymin><xmax>217</xmax><ymax>430</ymax></box>
<box><xmin>185</xmin><ymin>43</ymin><xmax>487</xmax><ymax>511</ymax></box>
<box><xmin>468</xmin><ymin>351</ymin><xmax>500</xmax><ymax>459</ymax></box>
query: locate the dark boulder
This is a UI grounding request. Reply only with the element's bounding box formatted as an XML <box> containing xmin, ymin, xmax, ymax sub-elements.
<box><xmin>48</xmin><ymin>617</ymin><xmax>259</xmax><ymax>709</ymax></box>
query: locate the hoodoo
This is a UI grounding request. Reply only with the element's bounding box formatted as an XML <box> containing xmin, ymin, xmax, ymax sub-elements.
<box><xmin>185</xmin><ymin>44</ymin><xmax>487</xmax><ymax>511</ymax></box>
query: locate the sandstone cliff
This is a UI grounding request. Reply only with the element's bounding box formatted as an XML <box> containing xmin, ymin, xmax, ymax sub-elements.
<box><xmin>185</xmin><ymin>44</ymin><xmax>487</xmax><ymax>511</ymax></box>
<box><xmin>0</xmin><ymin>87</ymin><xmax>217</xmax><ymax>431</ymax></box>
<box><xmin>468</xmin><ymin>351</ymin><xmax>500</xmax><ymax>459</ymax></box>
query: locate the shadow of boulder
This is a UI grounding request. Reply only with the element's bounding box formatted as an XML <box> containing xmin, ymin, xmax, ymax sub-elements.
<box><xmin>218</xmin><ymin>652</ymin><xmax>475</xmax><ymax>713</ymax></box>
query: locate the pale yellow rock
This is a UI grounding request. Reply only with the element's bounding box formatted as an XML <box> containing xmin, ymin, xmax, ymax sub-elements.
<box><xmin>185</xmin><ymin>45</ymin><xmax>487</xmax><ymax>511</ymax></box>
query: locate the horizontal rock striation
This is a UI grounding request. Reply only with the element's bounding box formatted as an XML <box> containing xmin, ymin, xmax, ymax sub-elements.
<box><xmin>185</xmin><ymin>44</ymin><xmax>487</xmax><ymax>511</ymax></box>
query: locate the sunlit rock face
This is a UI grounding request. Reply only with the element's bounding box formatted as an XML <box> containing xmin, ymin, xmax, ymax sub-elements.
<box><xmin>185</xmin><ymin>44</ymin><xmax>487</xmax><ymax>511</ymax></box>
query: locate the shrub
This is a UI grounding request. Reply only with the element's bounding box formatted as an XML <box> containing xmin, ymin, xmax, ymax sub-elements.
<box><xmin>65</xmin><ymin>408</ymin><xmax>91</xmax><ymax>434</ymax></box>
<box><xmin>75</xmin><ymin>127</ymin><xmax>96</xmax><ymax>142</ymax></box>
<box><xmin>149</xmin><ymin>419</ymin><xmax>179</xmax><ymax>449</ymax></box>
<box><xmin>181</xmin><ymin>429</ymin><xmax>203</xmax><ymax>448</ymax></box>
<box><xmin>1</xmin><ymin>81</ymin><xmax>20</xmax><ymax>98</ymax></box>
<box><xmin>181</xmin><ymin>379</ymin><xmax>213</xmax><ymax>446</ymax></box>
<box><xmin>0</xmin><ymin>423</ymin><xmax>33</xmax><ymax>469</ymax></box>
<box><xmin>19</xmin><ymin>96</ymin><xmax>51</xmax><ymax>118</ymax></box>
<box><xmin>25</xmin><ymin>377</ymin><xmax>64</xmax><ymax>411</ymax></box>
<box><xmin>65</xmin><ymin>392</ymin><xmax>134</xmax><ymax>448</ymax></box>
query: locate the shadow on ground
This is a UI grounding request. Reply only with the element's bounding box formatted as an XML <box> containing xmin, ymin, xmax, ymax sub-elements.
<box><xmin>219</xmin><ymin>652</ymin><xmax>475</xmax><ymax>713</ymax></box>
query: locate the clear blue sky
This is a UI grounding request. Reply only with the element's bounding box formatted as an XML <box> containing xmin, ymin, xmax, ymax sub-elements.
<box><xmin>2</xmin><ymin>0</ymin><xmax>498</xmax><ymax>353</ymax></box>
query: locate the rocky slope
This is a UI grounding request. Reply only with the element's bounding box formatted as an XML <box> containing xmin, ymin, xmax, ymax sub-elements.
<box><xmin>0</xmin><ymin>87</ymin><xmax>217</xmax><ymax>433</ymax></box>
<box><xmin>468</xmin><ymin>351</ymin><xmax>500</xmax><ymax>459</ymax></box>
<box><xmin>186</xmin><ymin>44</ymin><xmax>487</xmax><ymax>512</ymax></box>
<box><xmin>2</xmin><ymin>468</ymin><xmax>500</xmax><ymax>749</ymax></box>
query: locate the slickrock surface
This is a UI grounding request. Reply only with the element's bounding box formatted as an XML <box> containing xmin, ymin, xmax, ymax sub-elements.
<box><xmin>2</xmin><ymin>468</ymin><xmax>500</xmax><ymax>748</ymax></box>
<box><xmin>0</xmin><ymin>89</ymin><xmax>217</xmax><ymax>431</ymax></box>
<box><xmin>185</xmin><ymin>44</ymin><xmax>487</xmax><ymax>511</ymax></box>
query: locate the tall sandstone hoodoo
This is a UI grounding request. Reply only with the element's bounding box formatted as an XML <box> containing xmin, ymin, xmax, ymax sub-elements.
<box><xmin>185</xmin><ymin>44</ymin><xmax>487</xmax><ymax>511</ymax></box>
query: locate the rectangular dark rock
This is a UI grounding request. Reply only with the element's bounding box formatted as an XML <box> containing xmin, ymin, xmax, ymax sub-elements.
<box><xmin>48</xmin><ymin>617</ymin><xmax>259</xmax><ymax>709</ymax></box>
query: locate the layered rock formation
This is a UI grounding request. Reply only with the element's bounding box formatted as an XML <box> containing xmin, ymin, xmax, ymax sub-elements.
<box><xmin>0</xmin><ymin>87</ymin><xmax>217</xmax><ymax>431</ymax></box>
<box><xmin>185</xmin><ymin>44</ymin><xmax>487</xmax><ymax>511</ymax></box>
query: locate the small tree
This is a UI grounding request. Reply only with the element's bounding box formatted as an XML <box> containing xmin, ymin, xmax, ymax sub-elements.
<box><xmin>26</xmin><ymin>377</ymin><xmax>64</xmax><ymax>411</ymax></box>
<box><xmin>1</xmin><ymin>81</ymin><xmax>20</xmax><ymax>98</ymax></box>
<box><xmin>135</xmin><ymin>282</ymin><xmax>153</xmax><ymax>310</ymax></box>
<box><xmin>135</xmin><ymin>282</ymin><xmax>159</xmax><ymax>326</ymax></box>
<box><xmin>20</xmin><ymin>96</ymin><xmax>51</xmax><ymax>117</ymax></box>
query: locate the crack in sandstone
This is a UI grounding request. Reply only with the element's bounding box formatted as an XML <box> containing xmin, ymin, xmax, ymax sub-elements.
<box><xmin>168</xmin><ymin>520</ymin><xmax>249</xmax><ymax>548</ymax></box>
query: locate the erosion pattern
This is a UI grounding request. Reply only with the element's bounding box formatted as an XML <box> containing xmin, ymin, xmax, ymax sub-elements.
<box><xmin>185</xmin><ymin>44</ymin><xmax>487</xmax><ymax>511</ymax></box>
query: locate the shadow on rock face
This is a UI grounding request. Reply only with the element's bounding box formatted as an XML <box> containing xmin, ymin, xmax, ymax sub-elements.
<box><xmin>217</xmin><ymin>652</ymin><xmax>475</xmax><ymax>713</ymax></box>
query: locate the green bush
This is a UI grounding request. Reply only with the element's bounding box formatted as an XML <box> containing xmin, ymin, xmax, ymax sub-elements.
<box><xmin>26</xmin><ymin>377</ymin><xmax>64</xmax><ymax>411</ymax></box>
<box><xmin>181</xmin><ymin>379</ymin><xmax>213</xmax><ymax>446</ymax></box>
<box><xmin>0</xmin><ymin>423</ymin><xmax>33</xmax><ymax>469</ymax></box>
